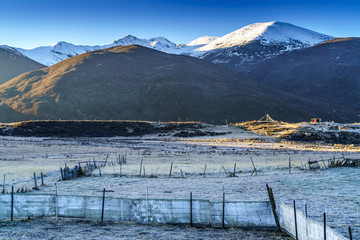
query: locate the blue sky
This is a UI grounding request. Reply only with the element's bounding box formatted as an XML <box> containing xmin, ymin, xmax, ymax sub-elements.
<box><xmin>1</xmin><ymin>0</ymin><xmax>360</xmax><ymax>49</ymax></box>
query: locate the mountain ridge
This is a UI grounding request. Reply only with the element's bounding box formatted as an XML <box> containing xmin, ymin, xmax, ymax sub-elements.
<box><xmin>0</xmin><ymin>46</ymin><xmax>45</xmax><ymax>85</ymax></box>
<box><xmin>0</xmin><ymin>44</ymin><xmax>317</xmax><ymax>123</ymax></box>
<box><xmin>5</xmin><ymin>21</ymin><xmax>334</xmax><ymax>67</ymax></box>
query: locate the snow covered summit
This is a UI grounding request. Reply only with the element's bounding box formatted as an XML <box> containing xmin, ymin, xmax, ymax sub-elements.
<box><xmin>195</xmin><ymin>21</ymin><xmax>333</xmax><ymax>52</ymax></box>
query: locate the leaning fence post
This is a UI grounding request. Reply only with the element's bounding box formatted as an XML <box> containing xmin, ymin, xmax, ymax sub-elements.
<box><xmin>222</xmin><ymin>192</ymin><xmax>225</xmax><ymax>228</ymax></box>
<box><xmin>349</xmin><ymin>226</ymin><xmax>353</xmax><ymax>240</ymax></box>
<box><xmin>266</xmin><ymin>184</ymin><xmax>280</xmax><ymax>232</ymax></box>
<box><xmin>11</xmin><ymin>185</ymin><xmax>14</xmax><ymax>221</ymax></box>
<box><xmin>250</xmin><ymin>157</ymin><xmax>257</xmax><ymax>176</ymax></box>
<box><xmin>190</xmin><ymin>192</ymin><xmax>193</xmax><ymax>227</ymax></box>
<box><xmin>169</xmin><ymin>162</ymin><xmax>173</xmax><ymax>178</ymax></box>
<box><xmin>293</xmin><ymin>200</ymin><xmax>298</xmax><ymax>240</ymax></box>
<box><xmin>101</xmin><ymin>188</ymin><xmax>105</xmax><ymax>222</ymax></box>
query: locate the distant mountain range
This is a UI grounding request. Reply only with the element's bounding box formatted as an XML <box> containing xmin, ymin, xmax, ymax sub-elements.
<box><xmin>1</xmin><ymin>21</ymin><xmax>360</xmax><ymax>123</ymax></box>
<box><xmin>2</xmin><ymin>21</ymin><xmax>333</xmax><ymax>67</ymax></box>
<box><xmin>0</xmin><ymin>45</ymin><xmax>316</xmax><ymax>123</ymax></box>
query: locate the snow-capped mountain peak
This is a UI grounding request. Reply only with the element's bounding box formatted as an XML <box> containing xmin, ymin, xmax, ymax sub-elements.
<box><xmin>149</xmin><ymin>37</ymin><xmax>176</xmax><ymax>48</ymax></box>
<box><xmin>196</xmin><ymin>21</ymin><xmax>333</xmax><ymax>51</ymax></box>
<box><xmin>51</xmin><ymin>41</ymin><xmax>69</xmax><ymax>47</ymax></box>
<box><xmin>112</xmin><ymin>35</ymin><xmax>142</xmax><ymax>45</ymax></box>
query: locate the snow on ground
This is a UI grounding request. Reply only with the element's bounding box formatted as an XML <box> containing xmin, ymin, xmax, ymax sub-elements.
<box><xmin>187</xmin><ymin>36</ymin><xmax>219</xmax><ymax>46</ymax></box>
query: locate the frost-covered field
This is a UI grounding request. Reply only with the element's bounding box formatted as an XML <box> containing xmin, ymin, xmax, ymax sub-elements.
<box><xmin>0</xmin><ymin>126</ymin><xmax>359</xmax><ymax>239</ymax></box>
<box><xmin>0</xmin><ymin>218</ymin><xmax>292</xmax><ymax>240</ymax></box>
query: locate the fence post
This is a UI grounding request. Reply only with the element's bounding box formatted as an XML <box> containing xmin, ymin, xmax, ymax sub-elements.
<box><xmin>190</xmin><ymin>192</ymin><xmax>193</xmax><ymax>227</ymax></box>
<box><xmin>203</xmin><ymin>164</ymin><xmax>207</xmax><ymax>178</ymax></box>
<box><xmin>289</xmin><ymin>157</ymin><xmax>291</xmax><ymax>174</ymax></box>
<box><xmin>146</xmin><ymin>187</ymin><xmax>149</xmax><ymax>224</ymax></box>
<box><xmin>41</xmin><ymin>172</ymin><xmax>44</xmax><ymax>186</ymax></box>
<box><xmin>324</xmin><ymin>212</ymin><xmax>327</xmax><ymax>240</ymax></box>
<box><xmin>304</xmin><ymin>203</ymin><xmax>308</xmax><ymax>239</ymax></box>
<box><xmin>11</xmin><ymin>185</ymin><xmax>14</xmax><ymax>221</ymax></box>
<box><xmin>139</xmin><ymin>159</ymin><xmax>143</xmax><ymax>178</ymax></box>
<box><xmin>55</xmin><ymin>183</ymin><xmax>58</xmax><ymax>221</ymax></box>
<box><xmin>60</xmin><ymin>168</ymin><xmax>64</xmax><ymax>180</ymax></box>
<box><xmin>120</xmin><ymin>162</ymin><xmax>122</xmax><ymax>177</ymax></box>
<box><xmin>293</xmin><ymin>200</ymin><xmax>298</xmax><ymax>240</ymax></box>
<box><xmin>2</xmin><ymin>174</ymin><xmax>5</xmax><ymax>193</ymax></box>
<box><xmin>101</xmin><ymin>188</ymin><xmax>105</xmax><ymax>222</ymax></box>
<box><xmin>169</xmin><ymin>162</ymin><xmax>173</xmax><ymax>178</ymax></box>
<box><xmin>222</xmin><ymin>192</ymin><xmax>225</xmax><ymax>228</ymax></box>
<box><xmin>33</xmin><ymin>173</ymin><xmax>39</xmax><ymax>190</ymax></box>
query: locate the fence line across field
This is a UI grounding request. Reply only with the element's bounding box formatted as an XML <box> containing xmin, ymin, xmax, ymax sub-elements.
<box><xmin>0</xmin><ymin>191</ymin><xmax>351</xmax><ymax>239</ymax></box>
<box><xmin>0</xmin><ymin>192</ymin><xmax>275</xmax><ymax>228</ymax></box>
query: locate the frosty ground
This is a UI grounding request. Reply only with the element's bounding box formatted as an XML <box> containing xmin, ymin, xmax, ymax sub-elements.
<box><xmin>0</xmin><ymin>125</ymin><xmax>358</xmax><ymax>239</ymax></box>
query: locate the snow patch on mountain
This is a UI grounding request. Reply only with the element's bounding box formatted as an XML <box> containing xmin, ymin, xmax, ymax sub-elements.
<box><xmin>187</xmin><ymin>36</ymin><xmax>219</xmax><ymax>46</ymax></box>
<box><xmin>0</xmin><ymin>45</ymin><xmax>24</xmax><ymax>57</ymax></box>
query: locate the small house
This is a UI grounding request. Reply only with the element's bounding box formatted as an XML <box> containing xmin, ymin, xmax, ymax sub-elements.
<box><xmin>311</xmin><ymin>118</ymin><xmax>321</xmax><ymax>123</ymax></box>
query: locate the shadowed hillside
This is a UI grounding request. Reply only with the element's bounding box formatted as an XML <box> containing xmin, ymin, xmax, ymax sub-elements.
<box><xmin>247</xmin><ymin>38</ymin><xmax>360</xmax><ymax>122</ymax></box>
<box><xmin>0</xmin><ymin>47</ymin><xmax>45</xmax><ymax>85</ymax></box>
<box><xmin>0</xmin><ymin>45</ymin><xmax>322</xmax><ymax>123</ymax></box>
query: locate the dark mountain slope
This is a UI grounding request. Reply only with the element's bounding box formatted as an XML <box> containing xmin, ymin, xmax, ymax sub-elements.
<box><xmin>0</xmin><ymin>45</ymin><xmax>313</xmax><ymax>123</ymax></box>
<box><xmin>0</xmin><ymin>46</ymin><xmax>45</xmax><ymax>85</ymax></box>
<box><xmin>246</xmin><ymin>38</ymin><xmax>360</xmax><ymax>122</ymax></box>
